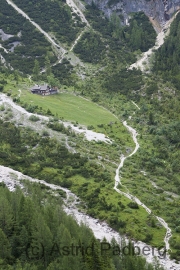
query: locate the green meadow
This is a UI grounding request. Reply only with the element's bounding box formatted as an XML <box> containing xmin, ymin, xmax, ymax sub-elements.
<box><xmin>7</xmin><ymin>82</ymin><xmax>117</xmax><ymax>126</ymax></box>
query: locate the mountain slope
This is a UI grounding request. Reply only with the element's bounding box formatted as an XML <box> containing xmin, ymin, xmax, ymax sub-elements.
<box><xmin>84</xmin><ymin>0</ymin><xmax>180</xmax><ymax>30</ymax></box>
<box><xmin>1</xmin><ymin>0</ymin><xmax>180</xmax><ymax>267</ymax></box>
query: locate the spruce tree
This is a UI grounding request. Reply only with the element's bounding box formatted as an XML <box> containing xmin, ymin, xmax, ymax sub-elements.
<box><xmin>45</xmin><ymin>55</ymin><xmax>52</xmax><ymax>77</ymax></box>
<box><xmin>33</xmin><ymin>60</ymin><xmax>40</xmax><ymax>81</ymax></box>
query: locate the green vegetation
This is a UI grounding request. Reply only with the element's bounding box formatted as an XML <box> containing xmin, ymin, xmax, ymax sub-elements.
<box><xmin>29</xmin><ymin>115</ymin><xmax>40</xmax><ymax>122</ymax></box>
<box><xmin>78</xmin><ymin>69</ymin><xmax>180</xmax><ymax>259</ymax></box>
<box><xmin>0</xmin><ymin>0</ymin><xmax>56</xmax><ymax>74</ymax></box>
<box><xmin>0</xmin><ymin>119</ymin><xmax>166</xmax><ymax>247</ymax></box>
<box><xmin>69</xmin><ymin>175</ymin><xmax>165</xmax><ymax>247</ymax></box>
<box><xmin>127</xmin><ymin>12</ymin><xmax>157</xmax><ymax>52</ymax></box>
<box><xmin>52</xmin><ymin>59</ymin><xmax>75</xmax><ymax>86</ymax></box>
<box><xmin>12</xmin><ymin>0</ymin><xmax>85</xmax><ymax>46</ymax></box>
<box><xmin>74</xmin><ymin>31</ymin><xmax>106</xmax><ymax>63</ymax></box>
<box><xmin>154</xmin><ymin>12</ymin><xmax>180</xmax><ymax>89</ymax></box>
<box><xmin>0</xmin><ymin>183</ymin><xmax>164</xmax><ymax>269</ymax></box>
<box><xmin>4</xmin><ymin>85</ymin><xmax>117</xmax><ymax>126</ymax></box>
<box><xmin>0</xmin><ymin>0</ymin><xmax>179</xmax><ymax>263</ymax></box>
<box><xmin>74</xmin><ymin>6</ymin><xmax>156</xmax><ymax>66</ymax></box>
<box><xmin>103</xmin><ymin>68</ymin><xmax>143</xmax><ymax>96</ymax></box>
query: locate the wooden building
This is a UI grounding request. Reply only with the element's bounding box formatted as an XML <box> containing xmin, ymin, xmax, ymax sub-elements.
<box><xmin>31</xmin><ymin>84</ymin><xmax>58</xmax><ymax>95</ymax></box>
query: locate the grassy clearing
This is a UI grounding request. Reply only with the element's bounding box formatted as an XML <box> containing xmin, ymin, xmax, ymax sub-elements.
<box><xmin>6</xmin><ymin>82</ymin><xmax>117</xmax><ymax>126</ymax></box>
<box><xmin>5</xmin><ymin>79</ymin><xmax>135</xmax><ymax>150</ymax></box>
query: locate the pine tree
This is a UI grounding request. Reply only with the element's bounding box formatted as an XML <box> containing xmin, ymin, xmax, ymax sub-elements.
<box><xmin>85</xmin><ymin>237</ymin><xmax>104</xmax><ymax>270</ymax></box>
<box><xmin>0</xmin><ymin>194</ymin><xmax>13</xmax><ymax>236</ymax></box>
<box><xmin>19</xmin><ymin>226</ymin><xmax>29</xmax><ymax>262</ymax></box>
<box><xmin>0</xmin><ymin>228</ymin><xmax>11</xmax><ymax>259</ymax></box>
<box><xmin>130</xmin><ymin>20</ymin><xmax>142</xmax><ymax>50</ymax></box>
<box><xmin>45</xmin><ymin>55</ymin><xmax>52</xmax><ymax>77</ymax></box>
<box><xmin>148</xmin><ymin>111</ymin><xmax>154</xmax><ymax>125</ymax></box>
<box><xmin>31</xmin><ymin>213</ymin><xmax>53</xmax><ymax>266</ymax></box>
<box><xmin>33</xmin><ymin>60</ymin><xmax>40</xmax><ymax>81</ymax></box>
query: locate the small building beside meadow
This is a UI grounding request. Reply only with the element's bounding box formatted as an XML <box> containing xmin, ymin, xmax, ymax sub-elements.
<box><xmin>31</xmin><ymin>84</ymin><xmax>58</xmax><ymax>95</ymax></box>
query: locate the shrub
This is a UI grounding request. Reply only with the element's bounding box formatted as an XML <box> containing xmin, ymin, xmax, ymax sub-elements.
<box><xmin>42</xmin><ymin>130</ymin><xmax>49</xmax><ymax>136</ymax></box>
<box><xmin>128</xmin><ymin>202</ymin><xmax>139</xmax><ymax>209</ymax></box>
<box><xmin>0</xmin><ymin>84</ymin><xmax>4</xmax><ymax>92</ymax></box>
<box><xmin>87</xmin><ymin>125</ymin><xmax>94</xmax><ymax>130</ymax></box>
<box><xmin>0</xmin><ymin>105</ymin><xmax>5</xmax><ymax>111</ymax></box>
<box><xmin>29</xmin><ymin>115</ymin><xmax>40</xmax><ymax>122</ymax></box>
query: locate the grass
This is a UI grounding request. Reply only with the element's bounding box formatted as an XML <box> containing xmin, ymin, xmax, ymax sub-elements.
<box><xmin>69</xmin><ymin>174</ymin><xmax>166</xmax><ymax>247</ymax></box>
<box><xmin>7</xmin><ymin>82</ymin><xmax>117</xmax><ymax>126</ymax></box>
<box><xmin>5</xmin><ymin>79</ymin><xmax>135</xmax><ymax>150</ymax></box>
<box><xmin>2</xmin><ymin>77</ymin><xmax>166</xmax><ymax>248</ymax></box>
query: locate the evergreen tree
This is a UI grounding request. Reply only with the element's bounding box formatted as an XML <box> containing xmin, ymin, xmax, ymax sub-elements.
<box><xmin>45</xmin><ymin>55</ymin><xmax>52</xmax><ymax>77</ymax></box>
<box><xmin>0</xmin><ymin>228</ymin><xmax>11</xmax><ymax>259</ymax></box>
<box><xmin>0</xmin><ymin>194</ymin><xmax>13</xmax><ymax>236</ymax></box>
<box><xmin>85</xmin><ymin>237</ymin><xmax>104</xmax><ymax>270</ymax></box>
<box><xmin>32</xmin><ymin>60</ymin><xmax>40</xmax><ymax>81</ymax></box>
<box><xmin>110</xmin><ymin>13</ymin><xmax>121</xmax><ymax>38</ymax></box>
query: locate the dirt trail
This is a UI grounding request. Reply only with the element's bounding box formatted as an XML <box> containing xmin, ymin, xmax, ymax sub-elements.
<box><xmin>5</xmin><ymin>0</ymin><xmax>66</xmax><ymax>57</ymax></box>
<box><xmin>70</xmin><ymin>28</ymin><xmax>86</xmax><ymax>52</ymax></box>
<box><xmin>0</xmin><ymin>93</ymin><xmax>179</xmax><ymax>268</ymax></box>
<box><xmin>56</xmin><ymin>28</ymin><xmax>85</xmax><ymax>64</ymax></box>
<box><xmin>57</xmin><ymin>1</ymin><xmax>89</xmax><ymax>64</ymax></box>
<box><xmin>5</xmin><ymin>0</ymin><xmax>88</xmax><ymax>69</ymax></box>
<box><xmin>66</xmin><ymin>0</ymin><xmax>90</xmax><ymax>27</ymax></box>
<box><xmin>114</xmin><ymin>117</ymin><xmax>172</xmax><ymax>253</ymax></box>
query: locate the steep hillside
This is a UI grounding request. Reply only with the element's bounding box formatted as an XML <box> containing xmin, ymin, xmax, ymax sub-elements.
<box><xmin>84</xmin><ymin>0</ymin><xmax>180</xmax><ymax>30</ymax></box>
<box><xmin>0</xmin><ymin>0</ymin><xmax>157</xmax><ymax>79</ymax></box>
<box><xmin>154</xmin><ymin>12</ymin><xmax>180</xmax><ymax>89</ymax></box>
<box><xmin>0</xmin><ymin>0</ymin><xmax>57</xmax><ymax>73</ymax></box>
<box><xmin>1</xmin><ymin>0</ymin><xmax>180</xmax><ymax>268</ymax></box>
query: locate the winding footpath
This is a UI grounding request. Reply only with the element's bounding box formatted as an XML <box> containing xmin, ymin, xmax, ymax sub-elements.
<box><xmin>114</xmin><ymin>119</ymin><xmax>172</xmax><ymax>252</ymax></box>
<box><xmin>4</xmin><ymin>0</ymin><xmax>86</xmax><ymax>68</ymax></box>
<box><xmin>57</xmin><ymin>0</ymin><xmax>90</xmax><ymax>64</ymax></box>
<box><xmin>57</xmin><ymin>28</ymin><xmax>86</xmax><ymax>65</ymax></box>
<box><xmin>70</xmin><ymin>28</ymin><xmax>86</xmax><ymax>52</ymax></box>
<box><xmin>0</xmin><ymin>94</ymin><xmax>179</xmax><ymax>269</ymax></box>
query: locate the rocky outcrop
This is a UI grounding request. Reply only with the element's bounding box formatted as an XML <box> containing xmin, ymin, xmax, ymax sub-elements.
<box><xmin>84</xmin><ymin>0</ymin><xmax>180</xmax><ymax>30</ymax></box>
